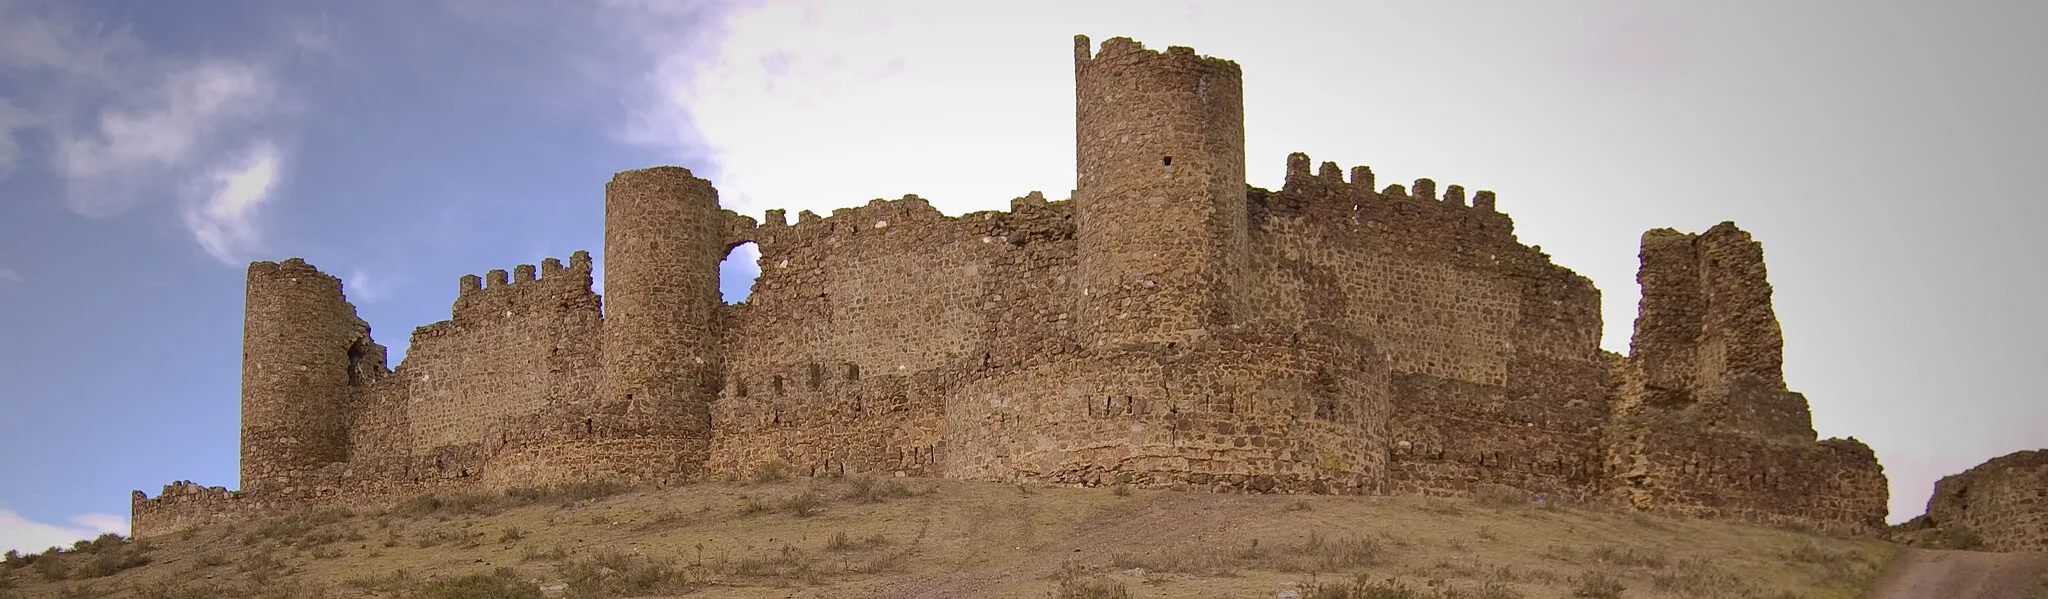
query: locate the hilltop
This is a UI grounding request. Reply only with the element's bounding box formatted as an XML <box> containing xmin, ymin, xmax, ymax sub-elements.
<box><xmin>11</xmin><ymin>476</ymin><xmax>1915</xmax><ymax>599</ymax></box>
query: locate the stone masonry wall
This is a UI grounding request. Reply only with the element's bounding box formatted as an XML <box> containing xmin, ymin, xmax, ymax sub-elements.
<box><xmin>134</xmin><ymin>34</ymin><xmax>1892</xmax><ymax>539</ymax></box>
<box><xmin>1917</xmin><ymin>450</ymin><xmax>2048</xmax><ymax>552</ymax></box>
<box><xmin>1240</xmin><ymin>154</ymin><xmax>1610</xmax><ymax>500</ymax></box>
<box><xmin>1608</xmin><ymin>225</ymin><xmax>1889</xmax><ymax>528</ymax></box>
<box><xmin>239</xmin><ymin>259</ymin><xmax>386</xmax><ymax>494</ymax></box>
<box><xmin>1073</xmin><ymin>35</ymin><xmax>1247</xmax><ymax>349</ymax></box>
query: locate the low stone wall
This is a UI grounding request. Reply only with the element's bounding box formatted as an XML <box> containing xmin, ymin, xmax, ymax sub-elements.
<box><xmin>1909</xmin><ymin>450</ymin><xmax>2048</xmax><ymax>552</ymax></box>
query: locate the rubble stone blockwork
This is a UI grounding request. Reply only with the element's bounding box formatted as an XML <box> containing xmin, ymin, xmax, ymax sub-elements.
<box><xmin>1902</xmin><ymin>451</ymin><xmax>2048</xmax><ymax>552</ymax></box>
<box><xmin>131</xmin><ymin>35</ymin><xmax>1890</xmax><ymax>538</ymax></box>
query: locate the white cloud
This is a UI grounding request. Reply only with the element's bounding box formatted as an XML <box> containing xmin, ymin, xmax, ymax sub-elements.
<box><xmin>55</xmin><ymin>59</ymin><xmax>278</xmax><ymax>219</ymax></box>
<box><xmin>345</xmin><ymin>268</ymin><xmax>395</xmax><ymax>303</ymax></box>
<box><xmin>0</xmin><ymin>266</ymin><xmax>20</xmax><ymax>283</ymax></box>
<box><xmin>0</xmin><ymin>96</ymin><xmax>33</xmax><ymax>178</ymax></box>
<box><xmin>0</xmin><ymin>508</ymin><xmax>127</xmax><ymax>555</ymax></box>
<box><xmin>182</xmin><ymin>142</ymin><xmax>283</xmax><ymax>265</ymax></box>
<box><xmin>0</xmin><ymin>1</ymin><xmax>300</xmax><ymax>265</ymax></box>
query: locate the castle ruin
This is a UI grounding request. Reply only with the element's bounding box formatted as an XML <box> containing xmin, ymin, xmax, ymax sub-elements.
<box><xmin>131</xmin><ymin>35</ymin><xmax>1890</xmax><ymax>537</ymax></box>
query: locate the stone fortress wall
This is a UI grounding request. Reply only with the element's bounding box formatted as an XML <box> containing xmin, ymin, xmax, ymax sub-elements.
<box><xmin>132</xmin><ymin>35</ymin><xmax>1893</xmax><ymax>538</ymax></box>
<box><xmin>1893</xmin><ymin>450</ymin><xmax>2048</xmax><ymax>552</ymax></box>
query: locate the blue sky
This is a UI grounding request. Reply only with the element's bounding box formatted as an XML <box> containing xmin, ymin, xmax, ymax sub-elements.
<box><xmin>1</xmin><ymin>0</ymin><xmax>2043</xmax><ymax>552</ymax></box>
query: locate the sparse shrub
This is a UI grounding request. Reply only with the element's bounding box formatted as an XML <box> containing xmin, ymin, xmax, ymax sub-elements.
<box><xmin>1287</xmin><ymin>499</ymin><xmax>1313</xmax><ymax>512</ymax></box>
<box><xmin>521</xmin><ymin>545</ymin><xmax>570</xmax><ymax>563</ymax></box>
<box><xmin>561</xmin><ymin>550</ymin><xmax>696</xmax><ymax>597</ymax></box>
<box><xmin>505</xmin><ymin>481</ymin><xmax>630</xmax><ymax>505</ymax></box>
<box><xmin>239</xmin><ymin>551</ymin><xmax>289</xmax><ymax>585</ymax></box>
<box><xmin>1110</xmin><ymin>532</ymin><xmax>1384</xmax><ymax>575</ymax></box>
<box><xmin>500</xmin><ymin>526</ymin><xmax>525</xmax><ymax>544</ymax></box>
<box><xmin>737</xmin><ymin>496</ymin><xmax>770</xmax><ymax>516</ymax></box>
<box><xmin>395</xmin><ymin>492</ymin><xmax>500</xmax><ymax>517</ymax></box>
<box><xmin>1571</xmin><ymin>571</ymin><xmax>1625</xmax><ymax>598</ymax></box>
<box><xmin>783</xmin><ymin>491</ymin><xmax>823</xmax><ymax>517</ymax></box>
<box><xmin>827</xmin><ymin>531</ymin><xmax>856</xmax><ymax>551</ymax></box>
<box><xmin>752</xmin><ymin>459</ymin><xmax>792</xmax><ymax>483</ymax></box>
<box><xmin>1049</xmin><ymin>576</ymin><xmax>1131</xmax><ymax>599</ymax></box>
<box><xmin>1473</xmin><ymin>485</ymin><xmax>1533</xmax><ymax>508</ymax></box>
<box><xmin>34</xmin><ymin>551</ymin><xmax>70</xmax><ymax>581</ymax></box>
<box><xmin>716</xmin><ymin>544</ymin><xmax>818</xmax><ymax>581</ymax></box>
<box><xmin>825</xmin><ymin>531</ymin><xmax>889</xmax><ymax>552</ymax></box>
<box><xmin>843</xmin><ymin>476</ymin><xmax>915</xmax><ymax>503</ymax></box>
<box><xmin>1112</xmin><ymin>484</ymin><xmax>1132</xmax><ymax>497</ymax></box>
<box><xmin>1476</xmin><ymin>526</ymin><xmax>1499</xmax><ymax>541</ymax></box>
<box><xmin>417</xmin><ymin>568</ymin><xmax>543</xmax><ymax>599</ymax></box>
<box><xmin>1589</xmin><ymin>545</ymin><xmax>1668</xmax><ymax>569</ymax></box>
<box><xmin>53</xmin><ymin>582</ymin><xmax>107</xmax><ymax>599</ymax></box>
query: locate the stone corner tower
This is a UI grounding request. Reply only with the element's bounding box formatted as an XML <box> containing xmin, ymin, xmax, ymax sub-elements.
<box><xmin>599</xmin><ymin>166</ymin><xmax>728</xmax><ymax>479</ymax></box>
<box><xmin>240</xmin><ymin>258</ymin><xmax>382</xmax><ymax>493</ymax></box>
<box><xmin>1072</xmin><ymin>34</ymin><xmax>1248</xmax><ymax>350</ymax></box>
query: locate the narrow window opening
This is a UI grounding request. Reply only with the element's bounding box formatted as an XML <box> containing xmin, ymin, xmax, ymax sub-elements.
<box><xmin>1162</xmin><ymin>156</ymin><xmax>1172</xmax><ymax>166</ymax></box>
<box><xmin>583</xmin><ymin>419</ymin><xmax>593</xmax><ymax>436</ymax></box>
<box><xmin>846</xmin><ymin>363</ymin><xmax>860</xmax><ymax>381</ymax></box>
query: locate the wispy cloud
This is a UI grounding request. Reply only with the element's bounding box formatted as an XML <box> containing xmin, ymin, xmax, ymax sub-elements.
<box><xmin>53</xmin><ymin>59</ymin><xmax>279</xmax><ymax>219</ymax></box>
<box><xmin>0</xmin><ymin>1</ymin><xmax>304</xmax><ymax>265</ymax></box>
<box><xmin>0</xmin><ymin>266</ymin><xmax>20</xmax><ymax>283</ymax></box>
<box><xmin>345</xmin><ymin>268</ymin><xmax>395</xmax><ymax>303</ymax></box>
<box><xmin>589</xmin><ymin>0</ymin><xmax>1219</xmax><ymax>218</ymax></box>
<box><xmin>182</xmin><ymin>142</ymin><xmax>283</xmax><ymax>265</ymax></box>
<box><xmin>0</xmin><ymin>508</ymin><xmax>127</xmax><ymax>555</ymax></box>
<box><xmin>0</xmin><ymin>96</ymin><xmax>32</xmax><ymax>179</ymax></box>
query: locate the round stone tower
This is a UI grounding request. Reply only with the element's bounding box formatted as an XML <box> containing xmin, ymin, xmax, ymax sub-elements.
<box><xmin>600</xmin><ymin>166</ymin><xmax>727</xmax><ymax>478</ymax></box>
<box><xmin>1072</xmin><ymin>35</ymin><xmax>1248</xmax><ymax>349</ymax></box>
<box><xmin>240</xmin><ymin>258</ymin><xmax>375</xmax><ymax>493</ymax></box>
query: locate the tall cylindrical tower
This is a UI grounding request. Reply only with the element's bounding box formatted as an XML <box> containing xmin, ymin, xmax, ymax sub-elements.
<box><xmin>1073</xmin><ymin>35</ymin><xmax>1248</xmax><ymax>349</ymax></box>
<box><xmin>600</xmin><ymin>166</ymin><xmax>727</xmax><ymax>476</ymax></box>
<box><xmin>240</xmin><ymin>258</ymin><xmax>370</xmax><ymax>493</ymax></box>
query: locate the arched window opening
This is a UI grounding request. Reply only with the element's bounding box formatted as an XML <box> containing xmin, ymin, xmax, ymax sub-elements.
<box><xmin>721</xmin><ymin>241</ymin><xmax>761</xmax><ymax>304</ymax></box>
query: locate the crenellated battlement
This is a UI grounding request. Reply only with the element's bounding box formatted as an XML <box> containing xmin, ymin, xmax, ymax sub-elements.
<box><xmin>135</xmin><ymin>33</ymin><xmax>1887</xmax><ymax>540</ymax></box>
<box><xmin>1266</xmin><ymin>152</ymin><xmax>1510</xmax><ymax>245</ymax></box>
<box><xmin>749</xmin><ymin>194</ymin><xmax>951</xmax><ymax>247</ymax></box>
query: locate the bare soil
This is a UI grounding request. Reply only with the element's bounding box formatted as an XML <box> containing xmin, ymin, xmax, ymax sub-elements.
<box><xmin>1859</xmin><ymin>549</ymin><xmax>2046</xmax><ymax>599</ymax></box>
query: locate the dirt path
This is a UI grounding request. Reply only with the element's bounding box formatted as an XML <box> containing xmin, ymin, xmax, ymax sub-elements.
<box><xmin>853</xmin><ymin>491</ymin><xmax>1253</xmax><ymax>599</ymax></box>
<box><xmin>1861</xmin><ymin>548</ymin><xmax>2045</xmax><ymax>599</ymax></box>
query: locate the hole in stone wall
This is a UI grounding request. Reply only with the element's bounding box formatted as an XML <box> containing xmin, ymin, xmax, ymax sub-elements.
<box><xmin>1162</xmin><ymin>156</ymin><xmax>1172</xmax><ymax>166</ymax></box>
<box><xmin>847</xmin><ymin>363</ymin><xmax>860</xmax><ymax>381</ymax></box>
<box><xmin>721</xmin><ymin>242</ymin><xmax>761</xmax><ymax>304</ymax></box>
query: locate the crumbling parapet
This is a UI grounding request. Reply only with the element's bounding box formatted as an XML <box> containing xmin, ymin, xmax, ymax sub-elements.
<box><xmin>1609</xmin><ymin>223</ymin><xmax>1884</xmax><ymax>528</ymax></box>
<box><xmin>1895</xmin><ymin>450</ymin><xmax>2048</xmax><ymax>552</ymax></box>
<box><xmin>240</xmin><ymin>258</ymin><xmax>381</xmax><ymax>494</ymax></box>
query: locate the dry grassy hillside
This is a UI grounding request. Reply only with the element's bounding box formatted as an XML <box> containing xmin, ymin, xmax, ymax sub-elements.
<box><xmin>0</xmin><ymin>472</ymin><xmax>1900</xmax><ymax>599</ymax></box>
